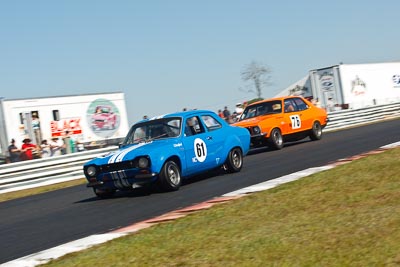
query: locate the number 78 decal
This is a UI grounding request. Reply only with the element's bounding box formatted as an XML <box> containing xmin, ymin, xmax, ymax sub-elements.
<box><xmin>290</xmin><ymin>115</ymin><xmax>301</xmax><ymax>129</ymax></box>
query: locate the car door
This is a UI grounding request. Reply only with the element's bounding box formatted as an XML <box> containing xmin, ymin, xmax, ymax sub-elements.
<box><xmin>283</xmin><ymin>98</ymin><xmax>302</xmax><ymax>134</ymax></box>
<box><xmin>292</xmin><ymin>97</ymin><xmax>313</xmax><ymax>130</ymax></box>
<box><xmin>182</xmin><ymin>115</ymin><xmax>220</xmax><ymax>175</ymax></box>
<box><xmin>198</xmin><ymin>114</ymin><xmax>225</xmax><ymax>166</ymax></box>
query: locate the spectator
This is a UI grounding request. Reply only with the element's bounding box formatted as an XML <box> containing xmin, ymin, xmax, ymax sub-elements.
<box><xmin>76</xmin><ymin>138</ymin><xmax>85</xmax><ymax>152</ymax></box>
<box><xmin>50</xmin><ymin>137</ymin><xmax>64</xmax><ymax>157</ymax></box>
<box><xmin>223</xmin><ymin>106</ymin><xmax>231</xmax><ymax>123</ymax></box>
<box><xmin>234</xmin><ymin>103</ymin><xmax>244</xmax><ymax>121</ymax></box>
<box><xmin>315</xmin><ymin>98</ymin><xmax>321</xmax><ymax>108</ymax></box>
<box><xmin>8</xmin><ymin>139</ymin><xmax>21</xmax><ymax>163</ymax></box>
<box><xmin>217</xmin><ymin>109</ymin><xmax>224</xmax><ymax>119</ymax></box>
<box><xmin>327</xmin><ymin>97</ymin><xmax>334</xmax><ymax>112</ymax></box>
<box><xmin>32</xmin><ymin>114</ymin><xmax>42</xmax><ymax>145</ymax></box>
<box><xmin>21</xmin><ymin>138</ymin><xmax>38</xmax><ymax>161</ymax></box>
<box><xmin>311</xmin><ymin>98</ymin><xmax>321</xmax><ymax>108</ymax></box>
<box><xmin>235</xmin><ymin>103</ymin><xmax>244</xmax><ymax>115</ymax></box>
<box><xmin>311</xmin><ymin>98</ymin><xmax>317</xmax><ymax>105</ymax></box>
<box><xmin>63</xmin><ymin>130</ymin><xmax>75</xmax><ymax>154</ymax></box>
<box><xmin>40</xmin><ymin>139</ymin><xmax>51</xmax><ymax>158</ymax></box>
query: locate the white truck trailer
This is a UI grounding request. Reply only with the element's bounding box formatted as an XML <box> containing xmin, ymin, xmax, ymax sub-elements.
<box><xmin>0</xmin><ymin>92</ymin><xmax>130</xmax><ymax>162</ymax></box>
<box><xmin>276</xmin><ymin>61</ymin><xmax>400</xmax><ymax>110</ymax></box>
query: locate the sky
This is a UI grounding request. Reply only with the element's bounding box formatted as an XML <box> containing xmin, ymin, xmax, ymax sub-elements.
<box><xmin>1</xmin><ymin>0</ymin><xmax>399</xmax><ymax>124</ymax></box>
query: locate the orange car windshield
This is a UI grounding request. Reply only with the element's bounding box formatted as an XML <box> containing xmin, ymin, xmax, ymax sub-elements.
<box><xmin>239</xmin><ymin>100</ymin><xmax>282</xmax><ymax>120</ymax></box>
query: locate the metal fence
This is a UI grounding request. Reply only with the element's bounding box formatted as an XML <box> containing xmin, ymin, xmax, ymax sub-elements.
<box><xmin>324</xmin><ymin>102</ymin><xmax>400</xmax><ymax>132</ymax></box>
<box><xmin>0</xmin><ymin>147</ymin><xmax>117</xmax><ymax>193</ymax></box>
<box><xmin>1</xmin><ymin>102</ymin><xmax>399</xmax><ymax>194</ymax></box>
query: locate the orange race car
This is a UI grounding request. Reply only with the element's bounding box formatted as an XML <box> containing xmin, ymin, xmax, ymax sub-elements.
<box><xmin>232</xmin><ymin>96</ymin><xmax>328</xmax><ymax>149</ymax></box>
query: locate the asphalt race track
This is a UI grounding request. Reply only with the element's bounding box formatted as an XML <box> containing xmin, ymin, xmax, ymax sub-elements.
<box><xmin>0</xmin><ymin>119</ymin><xmax>399</xmax><ymax>264</ymax></box>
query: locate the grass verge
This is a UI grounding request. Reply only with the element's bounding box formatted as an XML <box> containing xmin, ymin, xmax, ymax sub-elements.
<box><xmin>0</xmin><ymin>179</ymin><xmax>86</xmax><ymax>203</ymax></box>
<box><xmin>42</xmin><ymin>148</ymin><xmax>400</xmax><ymax>266</ymax></box>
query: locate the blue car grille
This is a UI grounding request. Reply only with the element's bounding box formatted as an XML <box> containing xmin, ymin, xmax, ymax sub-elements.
<box><xmin>97</xmin><ymin>161</ymin><xmax>137</xmax><ymax>174</ymax></box>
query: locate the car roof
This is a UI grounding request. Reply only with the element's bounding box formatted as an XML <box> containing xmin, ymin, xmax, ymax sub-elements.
<box><xmin>250</xmin><ymin>96</ymin><xmax>305</xmax><ymax>106</ymax></box>
<box><xmin>164</xmin><ymin>109</ymin><xmax>214</xmax><ymax>118</ymax></box>
<box><xmin>136</xmin><ymin>110</ymin><xmax>217</xmax><ymax>124</ymax></box>
<box><xmin>152</xmin><ymin>110</ymin><xmax>214</xmax><ymax>118</ymax></box>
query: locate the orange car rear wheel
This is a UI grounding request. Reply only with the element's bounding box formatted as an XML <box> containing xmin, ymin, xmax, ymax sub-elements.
<box><xmin>309</xmin><ymin>121</ymin><xmax>322</xmax><ymax>141</ymax></box>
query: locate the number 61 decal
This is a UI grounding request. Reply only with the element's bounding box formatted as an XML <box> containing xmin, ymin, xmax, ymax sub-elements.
<box><xmin>194</xmin><ymin>138</ymin><xmax>207</xmax><ymax>162</ymax></box>
<box><xmin>290</xmin><ymin>115</ymin><xmax>301</xmax><ymax>129</ymax></box>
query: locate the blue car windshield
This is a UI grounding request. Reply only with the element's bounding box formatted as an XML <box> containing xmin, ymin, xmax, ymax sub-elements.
<box><xmin>123</xmin><ymin>117</ymin><xmax>182</xmax><ymax>145</ymax></box>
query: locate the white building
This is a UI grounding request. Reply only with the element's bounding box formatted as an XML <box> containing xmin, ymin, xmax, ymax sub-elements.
<box><xmin>276</xmin><ymin>61</ymin><xmax>400</xmax><ymax>111</ymax></box>
<box><xmin>0</xmin><ymin>92</ymin><xmax>130</xmax><ymax>159</ymax></box>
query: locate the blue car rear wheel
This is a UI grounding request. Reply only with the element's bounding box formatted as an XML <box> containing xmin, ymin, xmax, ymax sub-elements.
<box><xmin>224</xmin><ymin>147</ymin><xmax>243</xmax><ymax>173</ymax></box>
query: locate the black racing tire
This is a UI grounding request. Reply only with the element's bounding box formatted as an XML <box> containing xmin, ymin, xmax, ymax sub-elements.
<box><xmin>269</xmin><ymin>128</ymin><xmax>284</xmax><ymax>150</ymax></box>
<box><xmin>158</xmin><ymin>160</ymin><xmax>181</xmax><ymax>191</ymax></box>
<box><xmin>224</xmin><ymin>147</ymin><xmax>243</xmax><ymax>173</ymax></box>
<box><xmin>93</xmin><ymin>188</ymin><xmax>116</xmax><ymax>199</ymax></box>
<box><xmin>309</xmin><ymin>121</ymin><xmax>322</xmax><ymax>141</ymax></box>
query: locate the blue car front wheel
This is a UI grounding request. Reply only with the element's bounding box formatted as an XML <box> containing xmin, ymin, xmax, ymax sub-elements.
<box><xmin>159</xmin><ymin>160</ymin><xmax>181</xmax><ymax>191</ymax></box>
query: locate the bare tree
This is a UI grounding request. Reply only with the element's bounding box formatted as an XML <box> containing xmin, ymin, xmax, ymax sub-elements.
<box><xmin>241</xmin><ymin>61</ymin><xmax>272</xmax><ymax>99</ymax></box>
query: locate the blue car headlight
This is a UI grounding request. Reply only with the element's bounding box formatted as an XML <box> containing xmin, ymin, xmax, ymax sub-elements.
<box><xmin>86</xmin><ymin>165</ymin><xmax>97</xmax><ymax>177</ymax></box>
<box><xmin>138</xmin><ymin>157</ymin><xmax>149</xmax><ymax>168</ymax></box>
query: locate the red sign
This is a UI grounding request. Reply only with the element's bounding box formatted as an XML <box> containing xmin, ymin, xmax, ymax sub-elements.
<box><xmin>50</xmin><ymin>118</ymin><xmax>82</xmax><ymax>137</ymax></box>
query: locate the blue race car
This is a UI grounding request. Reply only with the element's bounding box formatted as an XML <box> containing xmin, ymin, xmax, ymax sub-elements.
<box><xmin>84</xmin><ymin>110</ymin><xmax>250</xmax><ymax>198</ymax></box>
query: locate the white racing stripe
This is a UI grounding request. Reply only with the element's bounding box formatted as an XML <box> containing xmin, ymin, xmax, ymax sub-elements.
<box><xmin>108</xmin><ymin>142</ymin><xmax>149</xmax><ymax>164</ymax></box>
<box><xmin>107</xmin><ymin>142</ymin><xmax>150</xmax><ymax>188</ymax></box>
<box><xmin>118</xmin><ymin>170</ymin><xmax>131</xmax><ymax>187</ymax></box>
<box><xmin>119</xmin><ymin>142</ymin><xmax>150</xmax><ymax>162</ymax></box>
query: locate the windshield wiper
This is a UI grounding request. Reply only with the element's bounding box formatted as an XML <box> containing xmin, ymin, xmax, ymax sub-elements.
<box><xmin>148</xmin><ymin>133</ymin><xmax>168</xmax><ymax>141</ymax></box>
